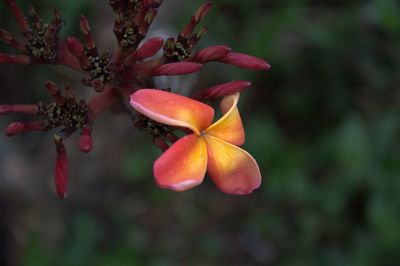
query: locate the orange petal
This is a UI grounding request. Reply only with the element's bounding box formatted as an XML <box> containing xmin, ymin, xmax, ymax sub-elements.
<box><xmin>154</xmin><ymin>134</ymin><xmax>207</xmax><ymax>191</ymax></box>
<box><xmin>131</xmin><ymin>89</ymin><xmax>214</xmax><ymax>134</ymax></box>
<box><xmin>205</xmin><ymin>93</ymin><xmax>244</xmax><ymax>146</ymax></box>
<box><xmin>204</xmin><ymin>135</ymin><xmax>261</xmax><ymax>195</ymax></box>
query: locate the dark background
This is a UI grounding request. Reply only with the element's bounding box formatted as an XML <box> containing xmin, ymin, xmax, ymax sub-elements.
<box><xmin>1</xmin><ymin>0</ymin><xmax>400</xmax><ymax>265</ymax></box>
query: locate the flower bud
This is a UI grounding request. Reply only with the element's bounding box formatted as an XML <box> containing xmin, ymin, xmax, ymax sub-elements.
<box><xmin>181</xmin><ymin>1</ymin><xmax>213</xmax><ymax>37</ymax></box>
<box><xmin>54</xmin><ymin>139</ymin><xmax>68</xmax><ymax>199</ymax></box>
<box><xmin>125</xmin><ymin>37</ymin><xmax>164</xmax><ymax>66</ymax></box>
<box><xmin>79</xmin><ymin>16</ymin><xmax>95</xmax><ymax>49</ymax></box>
<box><xmin>0</xmin><ymin>28</ymin><xmax>24</xmax><ymax>51</ymax></box>
<box><xmin>5</xmin><ymin>121</ymin><xmax>44</xmax><ymax>137</ymax></box>
<box><xmin>151</xmin><ymin>62</ymin><xmax>202</xmax><ymax>76</ymax></box>
<box><xmin>165</xmin><ymin>132</ymin><xmax>179</xmax><ymax>143</ymax></box>
<box><xmin>4</xmin><ymin>0</ymin><xmax>30</xmax><ymax>33</ymax></box>
<box><xmin>79</xmin><ymin>126</ymin><xmax>93</xmax><ymax>153</ymax></box>
<box><xmin>66</xmin><ymin>37</ymin><xmax>84</xmax><ymax>58</ymax></box>
<box><xmin>193</xmin><ymin>45</ymin><xmax>231</xmax><ymax>63</ymax></box>
<box><xmin>0</xmin><ymin>104</ymin><xmax>38</xmax><ymax>116</ymax></box>
<box><xmin>219</xmin><ymin>52</ymin><xmax>271</xmax><ymax>71</ymax></box>
<box><xmin>192</xmin><ymin>80</ymin><xmax>252</xmax><ymax>100</ymax></box>
<box><xmin>194</xmin><ymin>1</ymin><xmax>213</xmax><ymax>23</ymax></box>
<box><xmin>0</xmin><ymin>53</ymin><xmax>30</xmax><ymax>65</ymax></box>
<box><xmin>154</xmin><ymin>137</ymin><xmax>169</xmax><ymax>151</ymax></box>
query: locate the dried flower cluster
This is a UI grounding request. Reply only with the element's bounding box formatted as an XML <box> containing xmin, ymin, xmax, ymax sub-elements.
<box><xmin>0</xmin><ymin>0</ymin><xmax>270</xmax><ymax>198</ymax></box>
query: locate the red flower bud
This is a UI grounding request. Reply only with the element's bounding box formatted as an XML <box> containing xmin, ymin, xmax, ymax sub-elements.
<box><xmin>54</xmin><ymin>138</ymin><xmax>68</xmax><ymax>199</ymax></box>
<box><xmin>194</xmin><ymin>1</ymin><xmax>213</xmax><ymax>23</ymax></box>
<box><xmin>0</xmin><ymin>29</ymin><xmax>12</xmax><ymax>43</ymax></box>
<box><xmin>44</xmin><ymin>81</ymin><xmax>64</xmax><ymax>104</ymax></box>
<box><xmin>79</xmin><ymin>126</ymin><xmax>93</xmax><ymax>153</ymax></box>
<box><xmin>181</xmin><ymin>1</ymin><xmax>213</xmax><ymax>38</ymax></box>
<box><xmin>151</xmin><ymin>62</ymin><xmax>202</xmax><ymax>76</ymax></box>
<box><xmin>79</xmin><ymin>16</ymin><xmax>95</xmax><ymax>49</ymax></box>
<box><xmin>193</xmin><ymin>45</ymin><xmax>231</xmax><ymax>63</ymax></box>
<box><xmin>0</xmin><ymin>104</ymin><xmax>38</xmax><ymax>116</ymax></box>
<box><xmin>125</xmin><ymin>37</ymin><xmax>164</xmax><ymax>65</ymax></box>
<box><xmin>5</xmin><ymin>121</ymin><xmax>45</xmax><ymax>137</ymax></box>
<box><xmin>66</xmin><ymin>37</ymin><xmax>84</xmax><ymax>58</ymax></box>
<box><xmin>219</xmin><ymin>52</ymin><xmax>271</xmax><ymax>71</ymax></box>
<box><xmin>0</xmin><ymin>53</ymin><xmax>30</xmax><ymax>65</ymax></box>
<box><xmin>192</xmin><ymin>80</ymin><xmax>252</xmax><ymax>100</ymax></box>
<box><xmin>0</xmin><ymin>29</ymin><xmax>24</xmax><ymax>51</ymax></box>
<box><xmin>154</xmin><ymin>137</ymin><xmax>169</xmax><ymax>151</ymax></box>
<box><xmin>4</xmin><ymin>0</ymin><xmax>30</xmax><ymax>33</ymax></box>
<box><xmin>57</xmin><ymin>41</ymin><xmax>81</xmax><ymax>70</ymax></box>
<box><xmin>165</xmin><ymin>132</ymin><xmax>179</xmax><ymax>143</ymax></box>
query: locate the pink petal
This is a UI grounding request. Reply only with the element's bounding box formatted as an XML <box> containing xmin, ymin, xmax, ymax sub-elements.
<box><xmin>204</xmin><ymin>135</ymin><xmax>261</xmax><ymax>195</ymax></box>
<box><xmin>130</xmin><ymin>89</ymin><xmax>214</xmax><ymax>134</ymax></box>
<box><xmin>205</xmin><ymin>93</ymin><xmax>244</xmax><ymax>146</ymax></box>
<box><xmin>154</xmin><ymin>134</ymin><xmax>207</xmax><ymax>191</ymax></box>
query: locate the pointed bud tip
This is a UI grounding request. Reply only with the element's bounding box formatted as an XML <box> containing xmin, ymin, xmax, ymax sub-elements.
<box><xmin>79</xmin><ymin>15</ymin><xmax>91</xmax><ymax>34</ymax></box>
<box><xmin>79</xmin><ymin>128</ymin><xmax>93</xmax><ymax>153</ymax></box>
<box><xmin>45</xmin><ymin>80</ymin><xmax>55</xmax><ymax>86</ymax></box>
<box><xmin>5</xmin><ymin>122</ymin><xmax>23</xmax><ymax>137</ymax></box>
<box><xmin>194</xmin><ymin>1</ymin><xmax>214</xmax><ymax>22</ymax></box>
<box><xmin>0</xmin><ymin>106</ymin><xmax>10</xmax><ymax>116</ymax></box>
<box><xmin>220</xmin><ymin>52</ymin><xmax>271</xmax><ymax>71</ymax></box>
<box><xmin>57</xmin><ymin>190</ymin><xmax>67</xmax><ymax>199</ymax></box>
<box><xmin>0</xmin><ymin>29</ymin><xmax>13</xmax><ymax>42</ymax></box>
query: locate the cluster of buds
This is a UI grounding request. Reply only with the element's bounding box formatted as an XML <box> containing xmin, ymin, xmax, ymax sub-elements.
<box><xmin>0</xmin><ymin>0</ymin><xmax>270</xmax><ymax>198</ymax></box>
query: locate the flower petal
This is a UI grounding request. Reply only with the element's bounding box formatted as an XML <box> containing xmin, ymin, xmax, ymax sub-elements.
<box><xmin>131</xmin><ymin>89</ymin><xmax>214</xmax><ymax>134</ymax></box>
<box><xmin>205</xmin><ymin>93</ymin><xmax>244</xmax><ymax>146</ymax></box>
<box><xmin>204</xmin><ymin>135</ymin><xmax>261</xmax><ymax>195</ymax></box>
<box><xmin>154</xmin><ymin>134</ymin><xmax>207</xmax><ymax>191</ymax></box>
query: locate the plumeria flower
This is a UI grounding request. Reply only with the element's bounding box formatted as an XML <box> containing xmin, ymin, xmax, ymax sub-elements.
<box><xmin>130</xmin><ymin>89</ymin><xmax>261</xmax><ymax>195</ymax></box>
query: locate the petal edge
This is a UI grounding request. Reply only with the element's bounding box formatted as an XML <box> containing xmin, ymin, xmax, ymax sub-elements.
<box><xmin>154</xmin><ymin>134</ymin><xmax>207</xmax><ymax>191</ymax></box>
<box><xmin>205</xmin><ymin>93</ymin><xmax>245</xmax><ymax>146</ymax></box>
<box><xmin>131</xmin><ymin>89</ymin><xmax>214</xmax><ymax>134</ymax></box>
<box><xmin>205</xmin><ymin>135</ymin><xmax>261</xmax><ymax>195</ymax></box>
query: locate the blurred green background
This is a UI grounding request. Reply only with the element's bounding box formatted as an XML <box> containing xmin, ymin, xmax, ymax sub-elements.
<box><xmin>1</xmin><ymin>0</ymin><xmax>400</xmax><ymax>265</ymax></box>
